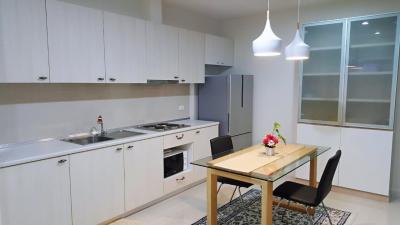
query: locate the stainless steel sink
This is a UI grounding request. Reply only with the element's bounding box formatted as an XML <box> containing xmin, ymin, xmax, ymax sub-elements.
<box><xmin>62</xmin><ymin>130</ymin><xmax>145</xmax><ymax>145</ymax></box>
<box><xmin>62</xmin><ymin>135</ymin><xmax>114</xmax><ymax>145</ymax></box>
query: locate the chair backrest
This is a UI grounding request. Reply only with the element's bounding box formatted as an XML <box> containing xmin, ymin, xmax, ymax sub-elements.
<box><xmin>316</xmin><ymin>150</ymin><xmax>341</xmax><ymax>204</ymax></box>
<box><xmin>210</xmin><ymin>135</ymin><xmax>234</xmax><ymax>157</ymax></box>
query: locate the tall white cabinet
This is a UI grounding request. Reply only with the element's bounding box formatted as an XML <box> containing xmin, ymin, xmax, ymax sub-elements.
<box><xmin>46</xmin><ymin>0</ymin><xmax>106</xmax><ymax>83</ymax></box>
<box><xmin>0</xmin><ymin>0</ymin><xmax>49</xmax><ymax>83</ymax></box>
<box><xmin>70</xmin><ymin>146</ymin><xmax>125</xmax><ymax>225</ymax></box>
<box><xmin>146</xmin><ymin>22</ymin><xmax>180</xmax><ymax>81</ymax></box>
<box><xmin>0</xmin><ymin>157</ymin><xmax>71</xmax><ymax>225</ymax></box>
<box><xmin>104</xmin><ymin>13</ymin><xmax>147</xmax><ymax>83</ymax></box>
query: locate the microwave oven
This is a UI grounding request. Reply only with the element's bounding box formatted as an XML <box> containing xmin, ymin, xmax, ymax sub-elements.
<box><xmin>164</xmin><ymin>149</ymin><xmax>188</xmax><ymax>178</ymax></box>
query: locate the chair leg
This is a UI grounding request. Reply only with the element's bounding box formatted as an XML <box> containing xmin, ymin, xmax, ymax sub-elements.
<box><xmin>282</xmin><ymin>200</ymin><xmax>290</xmax><ymax>224</ymax></box>
<box><xmin>322</xmin><ymin>201</ymin><xmax>334</xmax><ymax>225</ymax></box>
<box><xmin>217</xmin><ymin>183</ymin><xmax>223</xmax><ymax>194</ymax></box>
<box><xmin>238</xmin><ymin>187</ymin><xmax>245</xmax><ymax>204</ymax></box>
<box><xmin>229</xmin><ymin>186</ymin><xmax>238</xmax><ymax>204</ymax></box>
<box><xmin>305</xmin><ymin>207</ymin><xmax>314</xmax><ymax>225</ymax></box>
<box><xmin>273</xmin><ymin>198</ymin><xmax>284</xmax><ymax>219</ymax></box>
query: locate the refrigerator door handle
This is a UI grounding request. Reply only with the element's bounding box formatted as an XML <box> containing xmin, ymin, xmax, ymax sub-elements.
<box><xmin>227</xmin><ymin>113</ymin><xmax>230</xmax><ymax>134</ymax></box>
<box><xmin>241</xmin><ymin>75</ymin><xmax>244</xmax><ymax>108</ymax></box>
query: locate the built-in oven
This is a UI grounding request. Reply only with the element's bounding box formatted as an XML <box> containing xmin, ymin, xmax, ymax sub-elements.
<box><xmin>164</xmin><ymin>149</ymin><xmax>188</xmax><ymax>178</ymax></box>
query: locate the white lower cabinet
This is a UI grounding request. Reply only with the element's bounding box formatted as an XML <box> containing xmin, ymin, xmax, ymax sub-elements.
<box><xmin>124</xmin><ymin>137</ymin><xmax>164</xmax><ymax>211</ymax></box>
<box><xmin>339</xmin><ymin>128</ymin><xmax>392</xmax><ymax>196</ymax></box>
<box><xmin>70</xmin><ymin>145</ymin><xmax>125</xmax><ymax>225</ymax></box>
<box><xmin>193</xmin><ymin>125</ymin><xmax>218</xmax><ymax>181</ymax></box>
<box><xmin>0</xmin><ymin>157</ymin><xmax>72</xmax><ymax>225</ymax></box>
<box><xmin>296</xmin><ymin>123</ymin><xmax>393</xmax><ymax>196</ymax></box>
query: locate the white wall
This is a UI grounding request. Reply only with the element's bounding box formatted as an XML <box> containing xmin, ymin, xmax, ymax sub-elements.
<box><xmin>0</xmin><ymin>84</ymin><xmax>189</xmax><ymax>144</ymax></box>
<box><xmin>221</xmin><ymin>0</ymin><xmax>400</xmax><ymax>197</ymax></box>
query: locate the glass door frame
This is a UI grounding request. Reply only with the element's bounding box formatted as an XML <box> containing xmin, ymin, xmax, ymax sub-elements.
<box><xmin>298</xmin><ymin>18</ymin><xmax>348</xmax><ymax>126</ymax></box>
<box><xmin>342</xmin><ymin>12</ymin><xmax>400</xmax><ymax>130</ymax></box>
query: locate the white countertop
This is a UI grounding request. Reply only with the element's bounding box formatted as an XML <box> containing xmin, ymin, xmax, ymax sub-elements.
<box><xmin>0</xmin><ymin>119</ymin><xmax>219</xmax><ymax>169</ymax></box>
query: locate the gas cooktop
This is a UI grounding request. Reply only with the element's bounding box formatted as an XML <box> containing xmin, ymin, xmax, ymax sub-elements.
<box><xmin>136</xmin><ymin>122</ymin><xmax>190</xmax><ymax>132</ymax></box>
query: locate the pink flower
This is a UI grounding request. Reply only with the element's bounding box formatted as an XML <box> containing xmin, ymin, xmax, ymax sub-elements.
<box><xmin>263</xmin><ymin>134</ymin><xmax>279</xmax><ymax>147</ymax></box>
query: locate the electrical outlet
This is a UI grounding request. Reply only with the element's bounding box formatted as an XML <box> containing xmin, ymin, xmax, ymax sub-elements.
<box><xmin>178</xmin><ymin>105</ymin><xmax>185</xmax><ymax>111</ymax></box>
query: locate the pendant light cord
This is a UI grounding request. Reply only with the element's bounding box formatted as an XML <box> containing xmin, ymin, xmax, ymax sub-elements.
<box><xmin>267</xmin><ymin>0</ymin><xmax>270</xmax><ymax>19</ymax></box>
<box><xmin>297</xmin><ymin>0</ymin><xmax>300</xmax><ymax>29</ymax></box>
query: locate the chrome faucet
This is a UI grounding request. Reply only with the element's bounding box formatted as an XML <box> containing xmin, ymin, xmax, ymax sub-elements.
<box><xmin>97</xmin><ymin>115</ymin><xmax>105</xmax><ymax>136</ymax></box>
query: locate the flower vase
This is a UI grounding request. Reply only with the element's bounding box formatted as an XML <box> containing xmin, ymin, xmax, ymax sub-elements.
<box><xmin>266</xmin><ymin>146</ymin><xmax>275</xmax><ymax>156</ymax></box>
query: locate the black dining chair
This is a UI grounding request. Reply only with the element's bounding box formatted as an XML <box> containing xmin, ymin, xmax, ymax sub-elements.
<box><xmin>210</xmin><ymin>135</ymin><xmax>253</xmax><ymax>204</ymax></box>
<box><xmin>273</xmin><ymin>150</ymin><xmax>342</xmax><ymax>225</ymax></box>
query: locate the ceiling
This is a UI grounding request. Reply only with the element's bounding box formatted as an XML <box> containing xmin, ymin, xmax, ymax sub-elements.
<box><xmin>163</xmin><ymin>0</ymin><xmax>339</xmax><ymax>20</ymax></box>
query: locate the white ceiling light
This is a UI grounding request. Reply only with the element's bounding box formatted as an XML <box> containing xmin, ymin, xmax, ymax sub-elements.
<box><xmin>252</xmin><ymin>0</ymin><xmax>282</xmax><ymax>56</ymax></box>
<box><xmin>285</xmin><ymin>0</ymin><xmax>310</xmax><ymax>60</ymax></box>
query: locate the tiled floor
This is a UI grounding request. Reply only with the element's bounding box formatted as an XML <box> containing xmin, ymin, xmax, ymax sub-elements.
<box><xmin>121</xmin><ymin>182</ymin><xmax>400</xmax><ymax>225</ymax></box>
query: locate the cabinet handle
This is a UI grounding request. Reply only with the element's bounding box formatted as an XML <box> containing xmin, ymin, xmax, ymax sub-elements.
<box><xmin>176</xmin><ymin>134</ymin><xmax>184</xmax><ymax>140</ymax></box>
<box><xmin>181</xmin><ymin>79</ymin><xmax>186</xmax><ymax>83</ymax></box>
<box><xmin>58</xmin><ymin>159</ymin><xmax>67</xmax><ymax>164</ymax></box>
<box><xmin>196</xmin><ymin>130</ymin><xmax>200</xmax><ymax>134</ymax></box>
<box><xmin>127</xmin><ymin>145</ymin><xmax>134</xmax><ymax>150</ymax></box>
<box><xmin>116</xmin><ymin>147</ymin><xmax>123</xmax><ymax>151</ymax></box>
<box><xmin>97</xmin><ymin>77</ymin><xmax>104</xmax><ymax>81</ymax></box>
<box><xmin>176</xmin><ymin>176</ymin><xmax>185</xmax><ymax>181</ymax></box>
<box><xmin>173</xmin><ymin>76</ymin><xmax>179</xmax><ymax>79</ymax></box>
<box><xmin>38</xmin><ymin>76</ymin><xmax>48</xmax><ymax>81</ymax></box>
<box><xmin>109</xmin><ymin>78</ymin><xmax>116</xmax><ymax>82</ymax></box>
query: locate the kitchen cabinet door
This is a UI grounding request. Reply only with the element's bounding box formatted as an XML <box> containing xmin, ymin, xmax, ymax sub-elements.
<box><xmin>205</xmin><ymin>34</ymin><xmax>234</xmax><ymax>66</ymax></box>
<box><xmin>295</xmin><ymin>124</ymin><xmax>340</xmax><ymax>185</ymax></box>
<box><xmin>179</xmin><ymin>29</ymin><xmax>205</xmax><ymax>83</ymax></box>
<box><xmin>146</xmin><ymin>22</ymin><xmax>179</xmax><ymax>81</ymax></box>
<box><xmin>46</xmin><ymin>0</ymin><xmax>106</xmax><ymax>83</ymax></box>
<box><xmin>70</xmin><ymin>145</ymin><xmax>124</xmax><ymax>225</ymax></box>
<box><xmin>0</xmin><ymin>157</ymin><xmax>71</xmax><ymax>225</ymax></box>
<box><xmin>193</xmin><ymin>126</ymin><xmax>218</xmax><ymax>181</ymax></box>
<box><xmin>0</xmin><ymin>0</ymin><xmax>49</xmax><ymax>83</ymax></box>
<box><xmin>124</xmin><ymin>137</ymin><xmax>164</xmax><ymax>211</ymax></box>
<box><xmin>339</xmin><ymin>127</ymin><xmax>392</xmax><ymax>196</ymax></box>
<box><xmin>104</xmin><ymin>13</ymin><xmax>147</xmax><ymax>83</ymax></box>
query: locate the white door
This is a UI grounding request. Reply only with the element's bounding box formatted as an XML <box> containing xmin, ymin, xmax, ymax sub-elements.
<box><xmin>205</xmin><ymin>34</ymin><xmax>234</xmax><ymax>66</ymax></box>
<box><xmin>146</xmin><ymin>22</ymin><xmax>179</xmax><ymax>81</ymax></box>
<box><xmin>104</xmin><ymin>13</ymin><xmax>147</xmax><ymax>83</ymax></box>
<box><xmin>0</xmin><ymin>157</ymin><xmax>71</xmax><ymax>225</ymax></box>
<box><xmin>70</xmin><ymin>146</ymin><xmax>125</xmax><ymax>225</ymax></box>
<box><xmin>0</xmin><ymin>0</ymin><xmax>49</xmax><ymax>83</ymax></box>
<box><xmin>124</xmin><ymin>137</ymin><xmax>164</xmax><ymax>211</ymax></box>
<box><xmin>295</xmin><ymin>124</ymin><xmax>341</xmax><ymax>185</ymax></box>
<box><xmin>339</xmin><ymin>128</ymin><xmax>393</xmax><ymax>195</ymax></box>
<box><xmin>193</xmin><ymin>126</ymin><xmax>218</xmax><ymax>181</ymax></box>
<box><xmin>179</xmin><ymin>29</ymin><xmax>205</xmax><ymax>83</ymax></box>
<box><xmin>46</xmin><ymin>0</ymin><xmax>105</xmax><ymax>83</ymax></box>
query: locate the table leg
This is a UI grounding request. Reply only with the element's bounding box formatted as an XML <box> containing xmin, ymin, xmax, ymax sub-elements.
<box><xmin>309</xmin><ymin>157</ymin><xmax>317</xmax><ymax>188</ymax></box>
<box><xmin>261</xmin><ymin>181</ymin><xmax>273</xmax><ymax>225</ymax></box>
<box><xmin>207</xmin><ymin>169</ymin><xmax>218</xmax><ymax>225</ymax></box>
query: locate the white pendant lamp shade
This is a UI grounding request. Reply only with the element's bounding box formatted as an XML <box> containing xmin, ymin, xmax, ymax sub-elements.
<box><xmin>285</xmin><ymin>0</ymin><xmax>309</xmax><ymax>60</ymax></box>
<box><xmin>253</xmin><ymin>12</ymin><xmax>282</xmax><ymax>56</ymax></box>
<box><xmin>285</xmin><ymin>29</ymin><xmax>310</xmax><ymax>60</ymax></box>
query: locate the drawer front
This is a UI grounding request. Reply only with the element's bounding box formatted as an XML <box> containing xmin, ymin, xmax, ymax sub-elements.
<box><xmin>164</xmin><ymin>131</ymin><xmax>195</xmax><ymax>149</ymax></box>
<box><xmin>163</xmin><ymin>170</ymin><xmax>195</xmax><ymax>194</ymax></box>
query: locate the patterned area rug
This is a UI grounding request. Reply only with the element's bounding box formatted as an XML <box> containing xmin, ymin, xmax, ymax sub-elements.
<box><xmin>193</xmin><ymin>189</ymin><xmax>351</xmax><ymax>225</ymax></box>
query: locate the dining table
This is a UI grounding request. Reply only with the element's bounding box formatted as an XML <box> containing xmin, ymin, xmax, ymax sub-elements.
<box><xmin>191</xmin><ymin>143</ymin><xmax>330</xmax><ymax>225</ymax></box>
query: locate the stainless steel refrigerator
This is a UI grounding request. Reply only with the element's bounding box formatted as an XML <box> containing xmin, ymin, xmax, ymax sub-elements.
<box><xmin>198</xmin><ymin>74</ymin><xmax>253</xmax><ymax>150</ymax></box>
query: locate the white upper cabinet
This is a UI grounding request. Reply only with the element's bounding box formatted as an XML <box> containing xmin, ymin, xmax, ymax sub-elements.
<box><xmin>179</xmin><ymin>29</ymin><xmax>205</xmax><ymax>83</ymax></box>
<box><xmin>205</xmin><ymin>34</ymin><xmax>234</xmax><ymax>66</ymax></box>
<box><xmin>0</xmin><ymin>0</ymin><xmax>49</xmax><ymax>83</ymax></box>
<box><xmin>124</xmin><ymin>137</ymin><xmax>164</xmax><ymax>211</ymax></box>
<box><xmin>104</xmin><ymin>13</ymin><xmax>147</xmax><ymax>83</ymax></box>
<box><xmin>70</xmin><ymin>145</ymin><xmax>125</xmax><ymax>225</ymax></box>
<box><xmin>0</xmin><ymin>157</ymin><xmax>72</xmax><ymax>225</ymax></box>
<box><xmin>146</xmin><ymin>22</ymin><xmax>180</xmax><ymax>81</ymax></box>
<box><xmin>46</xmin><ymin>0</ymin><xmax>106</xmax><ymax>83</ymax></box>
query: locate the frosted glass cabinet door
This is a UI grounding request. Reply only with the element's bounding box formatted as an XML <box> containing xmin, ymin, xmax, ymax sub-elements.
<box><xmin>300</xmin><ymin>21</ymin><xmax>345</xmax><ymax>123</ymax></box>
<box><xmin>344</xmin><ymin>15</ymin><xmax>399</xmax><ymax>128</ymax></box>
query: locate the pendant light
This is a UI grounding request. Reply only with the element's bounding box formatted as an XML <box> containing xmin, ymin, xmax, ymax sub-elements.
<box><xmin>285</xmin><ymin>0</ymin><xmax>310</xmax><ymax>60</ymax></box>
<box><xmin>252</xmin><ymin>0</ymin><xmax>282</xmax><ymax>56</ymax></box>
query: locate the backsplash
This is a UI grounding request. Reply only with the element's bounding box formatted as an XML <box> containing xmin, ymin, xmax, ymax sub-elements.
<box><xmin>0</xmin><ymin>84</ymin><xmax>190</xmax><ymax>144</ymax></box>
